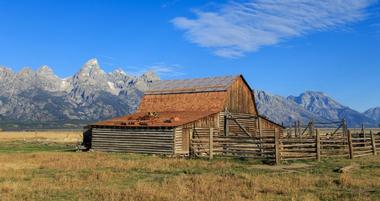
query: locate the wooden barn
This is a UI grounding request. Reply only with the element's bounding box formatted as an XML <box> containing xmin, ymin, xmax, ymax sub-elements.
<box><xmin>87</xmin><ymin>75</ymin><xmax>284</xmax><ymax>156</ymax></box>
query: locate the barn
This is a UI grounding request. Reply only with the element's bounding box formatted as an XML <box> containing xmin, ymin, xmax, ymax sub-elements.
<box><xmin>86</xmin><ymin>75</ymin><xmax>284</xmax><ymax>156</ymax></box>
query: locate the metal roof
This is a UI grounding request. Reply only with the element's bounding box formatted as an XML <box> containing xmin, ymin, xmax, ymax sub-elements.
<box><xmin>92</xmin><ymin>111</ymin><xmax>218</xmax><ymax>128</ymax></box>
<box><xmin>144</xmin><ymin>75</ymin><xmax>239</xmax><ymax>94</ymax></box>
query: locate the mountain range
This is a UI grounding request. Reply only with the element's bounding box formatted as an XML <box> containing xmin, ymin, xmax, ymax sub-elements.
<box><xmin>255</xmin><ymin>90</ymin><xmax>379</xmax><ymax>127</ymax></box>
<box><xmin>0</xmin><ymin>59</ymin><xmax>158</xmax><ymax>129</ymax></box>
<box><xmin>0</xmin><ymin>58</ymin><xmax>379</xmax><ymax>129</ymax></box>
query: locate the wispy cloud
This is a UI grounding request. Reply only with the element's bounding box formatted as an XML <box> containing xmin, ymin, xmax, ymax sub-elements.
<box><xmin>161</xmin><ymin>0</ymin><xmax>181</xmax><ymax>8</ymax></box>
<box><xmin>125</xmin><ymin>63</ymin><xmax>184</xmax><ymax>78</ymax></box>
<box><xmin>172</xmin><ymin>0</ymin><xmax>377</xmax><ymax>57</ymax></box>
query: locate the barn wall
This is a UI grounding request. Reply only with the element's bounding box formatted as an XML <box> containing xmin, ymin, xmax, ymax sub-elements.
<box><xmin>224</xmin><ymin>77</ymin><xmax>257</xmax><ymax>115</ymax></box>
<box><xmin>91</xmin><ymin>127</ymin><xmax>174</xmax><ymax>154</ymax></box>
<box><xmin>137</xmin><ymin>92</ymin><xmax>226</xmax><ymax>113</ymax></box>
<box><xmin>182</xmin><ymin>113</ymin><xmax>220</xmax><ymax>129</ymax></box>
<box><xmin>259</xmin><ymin>117</ymin><xmax>284</xmax><ymax>130</ymax></box>
<box><xmin>259</xmin><ymin>118</ymin><xmax>284</xmax><ymax>137</ymax></box>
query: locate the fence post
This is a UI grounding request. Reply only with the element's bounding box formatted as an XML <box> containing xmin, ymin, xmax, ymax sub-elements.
<box><xmin>342</xmin><ymin>119</ymin><xmax>348</xmax><ymax>137</ymax></box>
<box><xmin>316</xmin><ymin>129</ymin><xmax>321</xmax><ymax>161</ymax></box>
<box><xmin>371</xmin><ymin>130</ymin><xmax>377</xmax><ymax>156</ymax></box>
<box><xmin>310</xmin><ymin>120</ymin><xmax>315</xmax><ymax>136</ymax></box>
<box><xmin>274</xmin><ymin>128</ymin><xmax>280</xmax><ymax>165</ymax></box>
<box><xmin>362</xmin><ymin>124</ymin><xmax>365</xmax><ymax>139</ymax></box>
<box><xmin>209</xmin><ymin>128</ymin><xmax>213</xmax><ymax>160</ymax></box>
<box><xmin>348</xmin><ymin>130</ymin><xmax>353</xmax><ymax>159</ymax></box>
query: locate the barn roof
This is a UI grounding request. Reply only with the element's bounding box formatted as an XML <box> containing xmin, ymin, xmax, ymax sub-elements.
<box><xmin>92</xmin><ymin>111</ymin><xmax>218</xmax><ymax>128</ymax></box>
<box><xmin>144</xmin><ymin>75</ymin><xmax>239</xmax><ymax>94</ymax></box>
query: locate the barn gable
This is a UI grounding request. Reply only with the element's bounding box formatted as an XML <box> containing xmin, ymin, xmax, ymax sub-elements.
<box><xmin>224</xmin><ymin>76</ymin><xmax>258</xmax><ymax>115</ymax></box>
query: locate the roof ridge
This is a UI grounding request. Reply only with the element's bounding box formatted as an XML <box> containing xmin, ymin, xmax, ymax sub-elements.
<box><xmin>145</xmin><ymin>74</ymin><xmax>240</xmax><ymax>94</ymax></box>
<box><xmin>156</xmin><ymin>74</ymin><xmax>239</xmax><ymax>82</ymax></box>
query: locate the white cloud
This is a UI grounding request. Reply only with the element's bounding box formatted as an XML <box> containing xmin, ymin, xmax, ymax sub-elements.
<box><xmin>147</xmin><ymin>64</ymin><xmax>185</xmax><ymax>77</ymax></box>
<box><xmin>172</xmin><ymin>0</ymin><xmax>376</xmax><ymax>57</ymax></box>
<box><xmin>125</xmin><ymin>63</ymin><xmax>184</xmax><ymax>77</ymax></box>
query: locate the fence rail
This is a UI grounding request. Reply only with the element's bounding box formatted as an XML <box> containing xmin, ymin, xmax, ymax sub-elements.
<box><xmin>191</xmin><ymin>127</ymin><xmax>380</xmax><ymax>164</ymax></box>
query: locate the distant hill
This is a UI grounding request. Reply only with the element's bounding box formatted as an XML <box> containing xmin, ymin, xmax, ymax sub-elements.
<box><xmin>0</xmin><ymin>59</ymin><xmax>378</xmax><ymax>129</ymax></box>
<box><xmin>364</xmin><ymin>107</ymin><xmax>380</xmax><ymax>123</ymax></box>
<box><xmin>255</xmin><ymin>90</ymin><xmax>378</xmax><ymax>128</ymax></box>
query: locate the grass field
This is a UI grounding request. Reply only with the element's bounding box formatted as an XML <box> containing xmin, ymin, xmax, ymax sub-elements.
<box><xmin>1</xmin><ymin>133</ymin><xmax>380</xmax><ymax>201</ymax></box>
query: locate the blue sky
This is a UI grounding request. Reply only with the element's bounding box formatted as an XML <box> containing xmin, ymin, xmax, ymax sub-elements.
<box><xmin>0</xmin><ymin>0</ymin><xmax>379</xmax><ymax>112</ymax></box>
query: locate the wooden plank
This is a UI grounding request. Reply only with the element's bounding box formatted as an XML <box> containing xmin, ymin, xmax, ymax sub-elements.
<box><xmin>353</xmin><ymin>153</ymin><xmax>373</xmax><ymax>158</ymax></box>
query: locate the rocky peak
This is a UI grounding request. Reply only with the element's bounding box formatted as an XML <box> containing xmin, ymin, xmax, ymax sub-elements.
<box><xmin>140</xmin><ymin>71</ymin><xmax>160</xmax><ymax>82</ymax></box>
<box><xmin>76</xmin><ymin>58</ymin><xmax>105</xmax><ymax>79</ymax></box>
<box><xmin>37</xmin><ymin>65</ymin><xmax>55</xmax><ymax>77</ymax></box>
<box><xmin>288</xmin><ymin>91</ymin><xmax>344</xmax><ymax>111</ymax></box>
<box><xmin>17</xmin><ymin>67</ymin><xmax>35</xmax><ymax>77</ymax></box>
<box><xmin>0</xmin><ymin>67</ymin><xmax>14</xmax><ymax>78</ymax></box>
<box><xmin>111</xmin><ymin>68</ymin><xmax>127</xmax><ymax>76</ymax></box>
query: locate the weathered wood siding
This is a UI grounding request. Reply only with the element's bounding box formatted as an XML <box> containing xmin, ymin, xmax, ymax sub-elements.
<box><xmin>92</xmin><ymin>127</ymin><xmax>174</xmax><ymax>154</ymax></box>
<box><xmin>174</xmin><ymin>127</ymin><xmax>189</xmax><ymax>154</ymax></box>
<box><xmin>225</xmin><ymin>77</ymin><xmax>257</xmax><ymax>115</ymax></box>
<box><xmin>182</xmin><ymin>113</ymin><xmax>219</xmax><ymax>129</ymax></box>
<box><xmin>259</xmin><ymin>117</ymin><xmax>283</xmax><ymax>130</ymax></box>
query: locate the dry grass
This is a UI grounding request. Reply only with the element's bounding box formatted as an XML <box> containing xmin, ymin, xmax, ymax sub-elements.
<box><xmin>0</xmin><ymin>131</ymin><xmax>82</xmax><ymax>143</ymax></box>
<box><xmin>0</xmin><ymin>133</ymin><xmax>380</xmax><ymax>201</ymax></box>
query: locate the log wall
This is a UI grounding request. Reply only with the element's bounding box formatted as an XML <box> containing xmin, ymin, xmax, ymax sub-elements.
<box><xmin>92</xmin><ymin>127</ymin><xmax>174</xmax><ymax>154</ymax></box>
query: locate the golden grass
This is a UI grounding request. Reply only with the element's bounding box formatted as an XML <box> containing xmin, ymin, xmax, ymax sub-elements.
<box><xmin>0</xmin><ymin>133</ymin><xmax>380</xmax><ymax>201</ymax></box>
<box><xmin>0</xmin><ymin>131</ymin><xmax>82</xmax><ymax>143</ymax></box>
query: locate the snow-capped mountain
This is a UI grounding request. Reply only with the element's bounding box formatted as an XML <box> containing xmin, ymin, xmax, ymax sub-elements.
<box><xmin>0</xmin><ymin>59</ymin><xmax>158</xmax><ymax>128</ymax></box>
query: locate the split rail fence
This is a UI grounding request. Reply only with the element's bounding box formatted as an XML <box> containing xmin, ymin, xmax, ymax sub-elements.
<box><xmin>191</xmin><ymin>127</ymin><xmax>380</xmax><ymax>164</ymax></box>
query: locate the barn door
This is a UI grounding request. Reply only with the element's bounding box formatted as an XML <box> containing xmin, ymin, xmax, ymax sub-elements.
<box><xmin>182</xmin><ymin>128</ymin><xmax>190</xmax><ymax>152</ymax></box>
<box><xmin>224</xmin><ymin>112</ymin><xmax>257</xmax><ymax>137</ymax></box>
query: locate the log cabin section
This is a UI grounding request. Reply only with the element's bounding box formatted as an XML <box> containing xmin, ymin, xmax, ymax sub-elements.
<box><xmin>88</xmin><ymin>75</ymin><xmax>284</xmax><ymax>155</ymax></box>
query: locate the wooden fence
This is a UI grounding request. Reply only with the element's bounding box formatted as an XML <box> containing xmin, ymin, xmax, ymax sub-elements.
<box><xmin>191</xmin><ymin>128</ymin><xmax>380</xmax><ymax>164</ymax></box>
